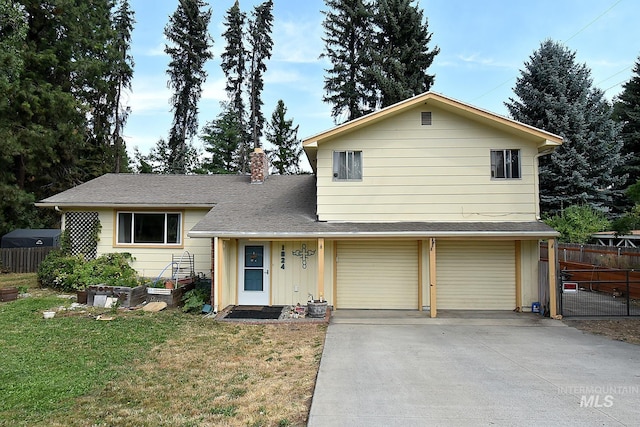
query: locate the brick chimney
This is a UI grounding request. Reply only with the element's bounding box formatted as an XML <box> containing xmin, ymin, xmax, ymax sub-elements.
<box><xmin>250</xmin><ymin>147</ymin><xmax>269</xmax><ymax>184</ymax></box>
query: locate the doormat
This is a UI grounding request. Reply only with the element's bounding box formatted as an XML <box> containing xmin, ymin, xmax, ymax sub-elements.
<box><xmin>225</xmin><ymin>306</ymin><xmax>285</xmax><ymax>320</ymax></box>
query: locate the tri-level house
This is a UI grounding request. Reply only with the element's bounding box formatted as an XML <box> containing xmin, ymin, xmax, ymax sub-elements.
<box><xmin>38</xmin><ymin>92</ymin><xmax>562</xmax><ymax>317</ymax></box>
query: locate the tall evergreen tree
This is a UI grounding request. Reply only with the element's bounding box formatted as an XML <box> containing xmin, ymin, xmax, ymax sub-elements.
<box><xmin>0</xmin><ymin>0</ymin><xmax>38</xmax><ymax>236</ymax></box>
<box><xmin>0</xmin><ymin>0</ymin><xmax>27</xmax><ymax>85</ymax></box>
<box><xmin>613</xmin><ymin>57</ymin><xmax>640</xmax><ymax>190</ymax></box>
<box><xmin>505</xmin><ymin>40</ymin><xmax>625</xmax><ymax>215</ymax></box>
<box><xmin>201</xmin><ymin>103</ymin><xmax>243</xmax><ymax>174</ymax></box>
<box><xmin>136</xmin><ymin>138</ymin><xmax>202</xmax><ymax>175</ymax></box>
<box><xmin>220</xmin><ymin>0</ymin><xmax>250</xmax><ymax>173</ymax></box>
<box><xmin>111</xmin><ymin>0</ymin><xmax>135</xmax><ymax>173</ymax></box>
<box><xmin>247</xmin><ymin>0</ymin><xmax>273</xmax><ymax>151</ymax></box>
<box><xmin>0</xmin><ymin>0</ymin><xmax>129</xmax><ymax>235</ymax></box>
<box><xmin>322</xmin><ymin>0</ymin><xmax>374</xmax><ymax>123</ymax></box>
<box><xmin>371</xmin><ymin>0</ymin><xmax>439</xmax><ymax>108</ymax></box>
<box><xmin>266</xmin><ymin>100</ymin><xmax>302</xmax><ymax>175</ymax></box>
<box><xmin>221</xmin><ymin>0</ymin><xmax>246</xmax><ymax>120</ymax></box>
<box><xmin>164</xmin><ymin>0</ymin><xmax>213</xmax><ymax>174</ymax></box>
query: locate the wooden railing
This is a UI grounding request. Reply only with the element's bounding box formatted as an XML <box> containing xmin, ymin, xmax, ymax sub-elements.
<box><xmin>0</xmin><ymin>247</ymin><xmax>55</xmax><ymax>273</ymax></box>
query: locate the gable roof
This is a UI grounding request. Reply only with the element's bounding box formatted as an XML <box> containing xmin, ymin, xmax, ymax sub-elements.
<box><xmin>36</xmin><ymin>173</ymin><xmax>315</xmax><ymax>210</ymax></box>
<box><xmin>37</xmin><ymin>174</ymin><xmax>227</xmax><ymax>208</ymax></box>
<box><xmin>302</xmin><ymin>91</ymin><xmax>563</xmax><ymax>172</ymax></box>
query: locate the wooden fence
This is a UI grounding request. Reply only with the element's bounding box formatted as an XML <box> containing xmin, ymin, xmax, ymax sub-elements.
<box><xmin>0</xmin><ymin>247</ymin><xmax>55</xmax><ymax>273</ymax></box>
<box><xmin>541</xmin><ymin>243</ymin><xmax>640</xmax><ymax>269</ymax></box>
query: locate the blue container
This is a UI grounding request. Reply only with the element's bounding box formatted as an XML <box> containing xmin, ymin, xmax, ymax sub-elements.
<box><xmin>531</xmin><ymin>302</ymin><xmax>541</xmax><ymax>313</ymax></box>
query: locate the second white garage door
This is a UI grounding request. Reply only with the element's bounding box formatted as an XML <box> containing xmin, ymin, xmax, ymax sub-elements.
<box><xmin>336</xmin><ymin>240</ymin><xmax>418</xmax><ymax>309</ymax></box>
<box><xmin>436</xmin><ymin>240</ymin><xmax>516</xmax><ymax>310</ymax></box>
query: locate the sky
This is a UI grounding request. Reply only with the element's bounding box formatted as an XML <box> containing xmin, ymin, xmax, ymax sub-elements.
<box><xmin>125</xmin><ymin>0</ymin><xmax>640</xmax><ymax>167</ymax></box>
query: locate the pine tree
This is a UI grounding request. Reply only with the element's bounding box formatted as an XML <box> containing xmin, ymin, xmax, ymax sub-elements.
<box><xmin>164</xmin><ymin>0</ymin><xmax>214</xmax><ymax>174</ymax></box>
<box><xmin>201</xmin><ymin>103</ymin><xmax>243</xmax><ymax>174</ymax></box>
<box><xmin>111</xmin><ymin>0</ymin><xmax>135</xmax><ymax>173</ymax></box>
<box><xmin>221</xmin><ymin>0</ymin><xmax>246</xmax><ymax>120</ymax></box>
<box><xmin>266</xmin><ymin>100</ymin><xmax>302</xmax><ymax>175</ymax></box>
<box><xmin>322</xmin><ymin>0</ymin><xmax>375</xmax><ymax>123</ymax></box>
<box><xmin>220</xmin><ymin>0</ymin><xmax>250</xmax><ymax>173</ymax></box>
<box><xmin>613</xmin><ymin>57</ymin><xmax>640</xmax><ymax>189</ymax></box>
<box><xmin>371</xmin><ymin>0</ymin><xmax>439</xmax><ymax>108</ymax></box>
<box><xmin>0</xmin><ymin>0</ymin><xmax>125</xmax><ymax>234</ymax></box>
<box><xmin>247</xmin><ymin>0</ymin><xmax>274</xmax><ymax>151</ymax></box>
<box><xmin>138</xmin><ymin>138</ymin><xmax>202</xmax><ymax>174</ymax></box>
<box><xmin>0</xmin><ymin>0</ymin><xmax>27</xmax><ymax>85</ymax></box>
<box><xmin>0</xmin><ymin>0</ymin><xmax>34</xmax><ymax>237</ymax></box>
<box><xmin>506</xmin><ymin>40</ymin><xmax>625</xmax><ymax>215</ymax></box>
<box><xmin>73</xmin><ymin>0</ymin><xmax>127</xmax><ymax>179</ymax></box>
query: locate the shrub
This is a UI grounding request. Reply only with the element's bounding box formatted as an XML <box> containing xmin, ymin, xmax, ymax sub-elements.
<box><xmin>38</xmin><ymin>251</ymin><xmax>138</xmax><ymax>291</ymax></box>
<box><xmin>181</xmin><ymin>279</ymin><xmax>211</xmax><ymax>313</ymax></box>
<box><xmin>37</xmin><ymin>251</ymin><xmax>85</xmax><ymax>291</ymax></box>
<box><xmin>543</xmin><ymin>205</ymin><xmax>611</xmax><ymax>243</ymax></box>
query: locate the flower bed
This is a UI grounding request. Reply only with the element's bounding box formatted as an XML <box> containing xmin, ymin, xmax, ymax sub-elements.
<box><xmin>147</xmin><ymin>281</ymin><xmax>195</xmax><ymax>308</ymax></box>
<box><xmin>87</xmin><ymin>284</ymin><xmax>147</xmax><ymax>308</ymax></box>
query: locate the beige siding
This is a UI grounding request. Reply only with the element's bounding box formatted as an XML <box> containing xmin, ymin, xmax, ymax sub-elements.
<box><xmin>337</xmin><ymin>240</ymin><xmax>418</xmax><ymax>309</ymax></box>
<box><xmin>94</xmin><ymin>208</ymin><xmax>212</xmax><ymax>279</ymax></box>
<box><xmin>316</xmin><ymin>105</ymin><xmax>540</xmax><ymax>222</ymax></box>
<box><xmin>220</xmin><ymin>238</ymin><xmax>237</xmax><ymax>309</ymax></box>
<box><xmin>520</xmin><ymin>240</ymin><xmax>540</xmax><ymax>311</ymax></box>
<box><xmin>436</xmin><ymin>240</ymin><xmax>515</xmax><ymax>310</ymax></box>
<box><xmin>216</xmin><ymin>239</ymin><xmax>333</xmax><ymax>309</ymax></box>
<box><xmin>270</xmin><ymin>241</ymin><xmax>319</xmax><ymax>306</ymax></box>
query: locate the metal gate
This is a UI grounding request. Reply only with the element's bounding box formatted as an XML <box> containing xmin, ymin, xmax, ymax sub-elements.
<box><xmin>559</xmin><ymin>269</ymin><xmax>640</xmax><ymax>317</ymax></box>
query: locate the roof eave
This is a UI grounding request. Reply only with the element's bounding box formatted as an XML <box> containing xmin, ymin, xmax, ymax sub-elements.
<box><xmin>36</xmin><ymin>202</ymin><xmax>215</xmax><ymax>209</ymax></box>
<box><xmin>188</xmin><ymin>230</ymin><xmax>559</xmax><ymax>239</ymax></box>
<box><xmin>301</xmin><ymin>91</ymin><xmax>564</xmax><ymax>148</ymax></box>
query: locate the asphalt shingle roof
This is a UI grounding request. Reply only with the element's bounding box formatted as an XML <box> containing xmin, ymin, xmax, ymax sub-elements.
<box><xmin>37</xmin><ymin>173</ymin><xmax>557</xmax><ymax>238</ymax></box>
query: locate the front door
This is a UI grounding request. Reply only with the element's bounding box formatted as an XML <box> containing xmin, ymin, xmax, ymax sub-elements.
<box><xmin>238</xmin><ymin>242</ymin><xmax>270</xmax><ymax>305</ymax></box>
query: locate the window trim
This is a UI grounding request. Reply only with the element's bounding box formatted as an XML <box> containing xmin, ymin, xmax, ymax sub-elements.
<box><xmin>115</xmin><ymin>211</ymin><xmax>184</xmax><ymax>247</ymax></box>
<box><xmin>332</xmin><ymin>150</ymin><xmax>363</xmax><ymax>181</ymax></box>
<box><xmin>490</xmin><ymin>149</ymin><xmax>521</xmax><ymax>180</ymax></box>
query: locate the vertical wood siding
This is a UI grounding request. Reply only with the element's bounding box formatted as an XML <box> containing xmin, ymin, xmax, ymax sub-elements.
<box><xmin>336</xmin><ymin>240</ymin><xmax>418</xmax><ymax>309</ymax></box>
<box><xmin>270</xmin><ymin>240</ymin><xmax>318</xmax><ymax>306</ymax></box>
<box><xmin>316</xmin><ymin>105</ymin><xmax>539</xmax><ymax>222</ymax></box>
<box><xmin>436</xmin><ymin>240</ymin><xmax>516</xmax><ymax>310</ymax></box>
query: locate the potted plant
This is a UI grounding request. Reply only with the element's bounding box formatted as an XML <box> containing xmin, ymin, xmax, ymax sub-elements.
<box><xmin>307</xmin><ymin>294</ymin><xmax>328</xmax><ymax>318</ymax></box>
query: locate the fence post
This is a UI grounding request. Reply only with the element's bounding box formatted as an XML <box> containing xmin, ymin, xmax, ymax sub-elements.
<box><xmin>618</xmin><ymin>247</ymin><xmax>622</xmax><ymax>269</ymax></box>
<box><xmin>627</xmin><ymin>270</ymin><xmax>631</xmax><ymax>316</ymax></box>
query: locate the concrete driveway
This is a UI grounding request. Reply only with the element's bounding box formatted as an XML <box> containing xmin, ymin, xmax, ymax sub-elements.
<box><xmin>308</xmin><ymin>311</ymin><xmax>640</xmax><ymax>426</ymax></box>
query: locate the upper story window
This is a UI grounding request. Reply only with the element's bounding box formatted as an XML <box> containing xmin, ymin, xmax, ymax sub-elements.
<box><xmin>117</xmin><ymin>212</ymin><xmax>182</xmax><ymax>245</ymax></box>
<box><xmin>333</xmin><ymin>150</ymin><xmax>362</xmax><ymax>181</ymax></box>
<box><xmin>491</xmin><ymin>149</ymin><xmax>520</xmax><ymax>179</ymax></box>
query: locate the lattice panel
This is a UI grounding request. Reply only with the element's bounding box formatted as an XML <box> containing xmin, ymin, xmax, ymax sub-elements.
<box><xmin>65</xmin><ymin>211</ymin><xmax>100</xmax><ymax>259</ymax></box>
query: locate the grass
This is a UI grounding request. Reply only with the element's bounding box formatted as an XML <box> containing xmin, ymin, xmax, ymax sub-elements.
<box><xmin>0</xmin><ymin>273</ymin><xmax>327</xmax><ymax>426</ymax></box>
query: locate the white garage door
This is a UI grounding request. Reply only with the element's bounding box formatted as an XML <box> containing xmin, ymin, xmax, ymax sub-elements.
<box><xmin>437</xmin><ymin>240</ymin><xmax>515</xmax><ymax>310</ymax></box>
<box><xmin>337</xmin><ymin>240</ymin><xmax>418</xmax><ymax>309</ymax></box>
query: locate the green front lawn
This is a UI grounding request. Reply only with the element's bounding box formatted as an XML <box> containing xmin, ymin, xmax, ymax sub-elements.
<box><xmin>0</xmin><ymin>274</ymin><xmax>326</xmax><ymax>426</ymax></box>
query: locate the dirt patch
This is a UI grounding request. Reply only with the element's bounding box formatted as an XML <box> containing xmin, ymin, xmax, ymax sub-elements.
<box><xmin>563</xmin><ymin>318</ymin><xmax>640</xmax><ymax>345</ymax></box>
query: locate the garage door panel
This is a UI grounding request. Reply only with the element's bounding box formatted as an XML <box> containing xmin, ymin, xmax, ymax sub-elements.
<box><xmin>437</xmin><ymin>241</ymin><xmax>515</xmax><ymax>310</ymax></box>
<box><xmin>337</xmin><ymin>241</ymin><xmax>418</xmax><ymax>309</ymax></box>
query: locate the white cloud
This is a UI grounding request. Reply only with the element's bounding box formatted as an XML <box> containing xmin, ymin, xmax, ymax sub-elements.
<box><xmin>450</xmin><ymin>53</ymin><xmax>518</xmax><ymax>70</ymax></box>
<box><xmin>272</xmin><ymin>18</ymin><xmax>324</xmax><ymax>64</ymax></box>
<box><xmin>265</xmin><ymin>68</ymin><xmax>304</xmax><ymax>85</ymax></box>
<box><xmin>128</xmin><ymin>76</ymin><xmax>172</xmax><ymax>115</ymax></box>
<box><xmin>146</xmin><ymin>42</ymin><xmax>167</xmax><ymax>57</ymax></box>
